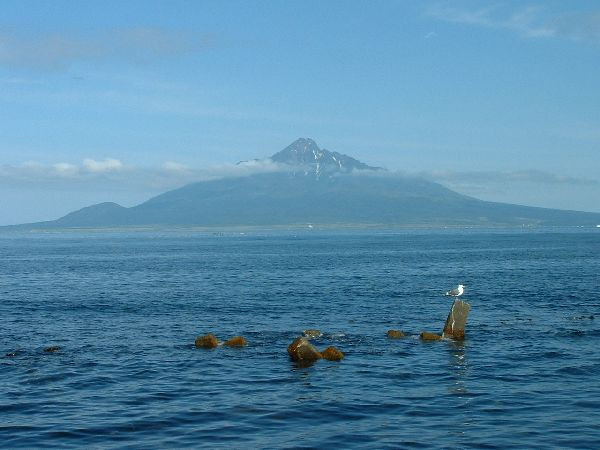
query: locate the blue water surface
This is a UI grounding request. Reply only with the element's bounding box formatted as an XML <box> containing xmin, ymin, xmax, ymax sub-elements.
<box><xmin>1</xmin><ymin>229</ymin><xmax>599</xmax><ymax>448</ymax></box>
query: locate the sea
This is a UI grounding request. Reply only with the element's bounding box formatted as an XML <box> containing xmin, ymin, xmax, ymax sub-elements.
<box><xmin>1</xmin><ymin>228</ymin><xmax>599</xmax><ymax>449</ymax></box>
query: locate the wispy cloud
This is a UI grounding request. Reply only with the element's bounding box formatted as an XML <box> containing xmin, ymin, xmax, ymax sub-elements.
<box><xmin>0</xmin><ymin>27</ymin><xmax>213</xmax><ymax>71</ymax></box>
<box><xmin>419</xmin><ymin>169</ymin><xmax>599</xmax><ymax>190</ymax></box>
<box><xmin>428</xmin><ymin>3</ymin><xmax>600</xmax><ymax>42</ymax></box>
<box><xmin>2</xmin><ymin>160</ymin><xmax>599</xmax><ymax>215</ymax></box>
<box><xmin>2</xmin><ymin>158</ymin><xmax>125</xmax><ymax>186</ymax></box>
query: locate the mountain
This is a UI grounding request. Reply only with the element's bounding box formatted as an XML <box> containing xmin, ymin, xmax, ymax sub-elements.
<box><xmin>8</xmin><ymin>138</ymin><xmax>600</xmax><ymax>229</ymax></box>
<box><xmin>270</xmin><ymin>137</ymin><xmax>381</xmax><ymax>175</ymax></box>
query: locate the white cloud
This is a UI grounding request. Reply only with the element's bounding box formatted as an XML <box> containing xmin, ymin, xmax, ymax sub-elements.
<box><xmin>428</xmin><ymin>3</ymin><xmax>600</xmax><ymax>43</ymax></box>
<box><xmin>0</xmin><ymin>157</ymin><xmax>287</xmax><ymax>191</ymax></box>
<box><xmin>82</xmin><ymin>158</ymin><xmax>123</xmax><ymax>173</ymax></box>
<box><xmin>1</xmin><ymin>158</ymin><xmax>124</xmax><ymax>187</ymax></box>
<box><xmin>52</xmin><ymin>162</ymin><xmax>78</xmax><ymax>176</ymax></box>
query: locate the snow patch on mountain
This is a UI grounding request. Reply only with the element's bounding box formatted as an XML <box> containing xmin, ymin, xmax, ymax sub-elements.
<box><xmin>269</xmin><ymin>138</ymin><xmax>381</xmax><ymax>178</ymax></box>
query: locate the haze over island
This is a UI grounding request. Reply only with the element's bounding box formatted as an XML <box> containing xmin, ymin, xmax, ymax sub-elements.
<box><xmin>1</xmin><ymin>1</ymin><xmax>600</xmax><ymax>225</ymax></box>
<box><xmin>7</xmin><ymin>138</ymin><xmax>600</xmax><ymax>229</ymax></box>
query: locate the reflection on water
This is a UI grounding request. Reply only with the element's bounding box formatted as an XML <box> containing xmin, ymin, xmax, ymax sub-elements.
<box><xmin>447</xmin><ymin>340</ymin><xmax>469</xmax><ymax>397</ymax></box>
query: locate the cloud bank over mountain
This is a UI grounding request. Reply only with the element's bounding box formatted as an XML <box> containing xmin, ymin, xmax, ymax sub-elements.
<box><xmin>2</xmin><ymin>155</ymin><xmax>596</xmax><ymax>197</ymax></box>
<box><xmin>4</xmin><ymin>138</ymin><xmax>600</xmax><ymax>230</ymax></box>
<box><xmin>0</xmin><ymin>157</ymin><xmax>284</xmax><ymax>191</ymax></box>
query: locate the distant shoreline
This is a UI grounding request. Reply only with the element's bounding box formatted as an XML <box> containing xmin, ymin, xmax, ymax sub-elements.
<box><xmin>1</xmin><ymin>222</ymin><xmax>599</xmax><ymax>234</ymax></box>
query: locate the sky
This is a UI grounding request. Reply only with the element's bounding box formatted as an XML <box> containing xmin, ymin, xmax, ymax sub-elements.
<box><xmin>1</xmin><ymin>0</ymin><xmax>599</xmax><ymax>225</ymax></box>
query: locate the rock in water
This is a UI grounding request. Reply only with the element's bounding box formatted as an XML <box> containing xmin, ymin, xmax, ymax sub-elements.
<box><xmin>44</xmin><ymin>346</ymin><xmax>61</xmax><ymax>353</ymax></box>
<box><xmin>420</xmin><ymin>332</ymin><xmax>442</xmax><ymax>341</ymax></box>
<box><xmin>302</xmin><ymin>329</ymin><xmax>323</xmax><ymax>339</ymax></box>
<box><xmin>321</xmin><ymin>346</ymin><xmax>344</xmax><ymax>361</ymax></box>
<box><xmin>195</xmin><ymin>334</ymin><xmax>219</xmax><ymax>349</ymax></box>
<box><xmin>224</xmin><ymin>336</ymin><xmax>247</xmax><ymax>347</ymax></box>
<box><xmin>442</xmin><ymin>299</ymin><xmax>471</xmax><ymax>340</ymax></box>
<box><xmin>287</xmin><ymin>337</ymin><xmax>322</xmax><ymax>366</ymax></box>
<box><xmin>387</xmin><ymin>330</ymin><xmax>405</xmax><ymax>339</ymax></box>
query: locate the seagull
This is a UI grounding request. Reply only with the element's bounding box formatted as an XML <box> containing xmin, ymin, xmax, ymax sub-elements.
<box><xmin>445</xmin><ymin>284</ymin><xmax>465</xmax><ymax>297</ymax></box>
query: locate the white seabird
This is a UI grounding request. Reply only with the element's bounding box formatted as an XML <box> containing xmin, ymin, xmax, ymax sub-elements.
<box><xmin>445</xmin><ymin>284</ymin><xmax>465</xmax><ymax>297</ymax></box>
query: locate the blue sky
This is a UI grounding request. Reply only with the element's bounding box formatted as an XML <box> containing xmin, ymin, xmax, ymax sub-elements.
<box><xmin>1</xmin><ymin>0</ymin><xmax>599</xmax><ymax>225</ymax></box>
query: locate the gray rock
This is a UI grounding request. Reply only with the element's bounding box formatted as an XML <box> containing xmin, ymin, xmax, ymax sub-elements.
<box><xmin>442</xmin><ymin>300</ymin><xmax>471</xmax><ymax>340</ymax></box>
